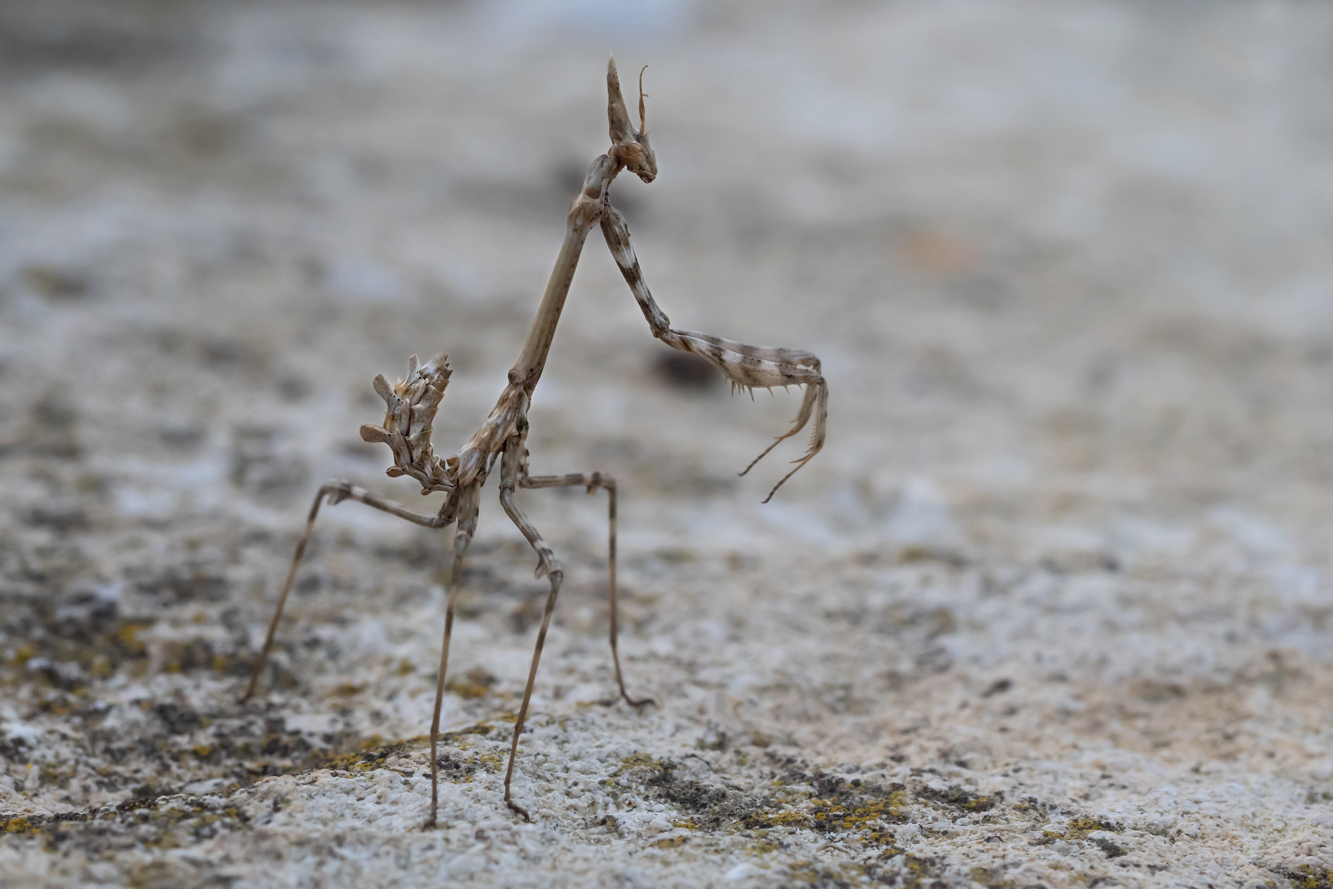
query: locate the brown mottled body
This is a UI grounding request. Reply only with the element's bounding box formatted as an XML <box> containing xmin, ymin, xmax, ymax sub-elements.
<box><xmin>241</xmin><ymin>58</ymin><xmax>828</xmax><ymax>827</ymax></box>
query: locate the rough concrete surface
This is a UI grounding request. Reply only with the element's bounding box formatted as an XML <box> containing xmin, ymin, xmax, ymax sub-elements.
<box><xmin>1</xmin><ymin>1</ymin><xmax>1332</xmax><ymax>887</ymax></box>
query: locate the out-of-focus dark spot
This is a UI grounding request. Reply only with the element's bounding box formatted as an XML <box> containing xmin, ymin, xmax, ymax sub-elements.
<box><xmin>0</xmin><ymin>4</ymin><xmax>184</xmax><ymax>73</ymax></box>
<box><xmin>552</xmin><ymin>159</ymin><xmax>588</xmax><ymax>195</ymax></box>
<box><xmin>152</xmin><ymin>327</ymin><xmax>266</xmax><ymax>373</ymax></box>
<box><xmin>22</xmin><ymin>265</ymin><xmax>89</xmax><ymax>301</ymax></box>
<box><xmin>342</xmin><ymin>438</ymin><xmax>380</xmax><ymax>458</ymax></box>
<box><xmin>652</xmin><ymin>351</ymin><xmax>718</xmax><ymax>391</ymax></box>
<box><xmin>277</xmin><ymin>375</ymin><xmax>312</xmax><ymax>400</ymax></box>
<box><xmin>154</xmin><ymin>702</ymin><xmax>202</xmax><ymax>735</ymax></box>
<box><xmin>158</xmin><ymin>423</ymin><xmax>206</xmax><ymax>452</ymax></box>
<box><xmin>136</xmin><ymin>568</ymin><xmax>228</xmax><ymax>604</ymax></box>
<box><xmin>230</xmin><ymin>425</ymin><xmax>307</xmax><ymax>502</ymax></box>
<box><xmin>202</xmin><ymin>337</ymin><xmax>244</xmax><ymax>367</ymax></box>
<box><xmin>172</xmin><ymin>108</ymin><xmax>238</xmax><ymax>157</ymax></box>
<box><xmin>915</xmin><ymin>646</ymin><xmax>953</xmax><ymax>674</ymax></box>
<box><xmin>23</xmin><ymin>393</ymin><xmax>81</xmax><ymax>459</ymax></box>
<box><xmin>550</xmin><ymin>159</ymin><xmax>644</xmax><ymax>217</ymax></box>
<box><xmin>27</xmin><ymin>500</ymin><xmax>89</xmax><ymax>532</ymax></box>
<box><xmin>949</xmin><ymin>275</ymin><xmax>1011</xmax><ymax>312</ymax></box>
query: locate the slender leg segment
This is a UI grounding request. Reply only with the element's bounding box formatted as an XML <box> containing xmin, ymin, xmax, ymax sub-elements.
<box><xmin>494</xmin><ymin>431</ymin><xmax>565</xmax><ymax>820</ymax></box>
<box><xmin>600</xmin><ymin>204</ymin><xmax>828</xmax><ymax>502</ymax></box>
<box><xmin>426</xmin><ymin>482</ymin><xmax>480</xmax><ymax>828</ymax></box>
<box><xmin>240</xmin><ymin>481</ymin><xmax>456</xmax><ymax>705</ymax></box>
<box><xmin>520</xmin><ymin>470</ymin><xmax>653</xmax><ymax>708</ymax></box>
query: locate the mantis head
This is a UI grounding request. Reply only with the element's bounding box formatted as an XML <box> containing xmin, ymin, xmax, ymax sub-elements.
<box><xmin>607</xmin><ymin>56</ymin><xmax>656</xmax><ymax>183</ymax></box>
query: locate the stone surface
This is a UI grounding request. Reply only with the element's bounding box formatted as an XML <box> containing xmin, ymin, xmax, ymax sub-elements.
<box><xmin>1</xmin><ymin>1</ymin><xmax>1332</xmax><ymax>887</ymax></box>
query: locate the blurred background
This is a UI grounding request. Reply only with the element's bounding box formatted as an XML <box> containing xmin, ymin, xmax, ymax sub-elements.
<box><xmin>2</xmin><ymin>1</ymin><xmax>1332</xmax><ymax>883</ymax></box>
<box><xmin>2</xmin><ymin>0</ymin><xmax>1332</xmax><ymax>559</ymax></box>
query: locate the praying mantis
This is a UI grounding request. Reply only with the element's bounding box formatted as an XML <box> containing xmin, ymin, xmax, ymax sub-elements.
<box><xmin>239</xmin><ymin>57</ymin><xmax>828</xmax><ymax>828</ymax></box>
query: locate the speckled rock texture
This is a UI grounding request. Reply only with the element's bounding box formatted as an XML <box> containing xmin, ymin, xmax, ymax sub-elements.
<box><xmin>1</xmin><ymin>2</ymin><xmax>1332</xmax><ymax>887</ymax></box>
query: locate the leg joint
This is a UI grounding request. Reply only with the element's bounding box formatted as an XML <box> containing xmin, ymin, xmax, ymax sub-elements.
<box><xmin>321</xmin><ymin>480</ymin><xmax>355</xmax><ymax>505</ymax></box>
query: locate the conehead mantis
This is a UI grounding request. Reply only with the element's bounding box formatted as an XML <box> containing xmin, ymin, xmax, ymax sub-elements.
<box><xmin>240</xmin><ymin>57</ymin><xmax>828</xmax><ymax>827</ymax></box>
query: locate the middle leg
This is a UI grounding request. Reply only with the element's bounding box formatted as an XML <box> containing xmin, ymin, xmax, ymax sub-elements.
<box><xmin>494</xmin><ymin>430</ymin><xmax>566</xmax><ymax>820</ymax></box>
<box><xmin>520</xmin><ymin>468</ymin><xmax>653</xmax><ymax>708</ymax></box>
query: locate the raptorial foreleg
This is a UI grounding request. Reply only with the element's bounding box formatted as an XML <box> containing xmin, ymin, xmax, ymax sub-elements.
<box><xmin>520</xmin><ymin>466</ymin><xmax>653</xmax><ymax>708</ymax></box>
<box><xmin>600</xmin><ymin>204</ymin><xmax>827</xmax><ymax>501</ymax></box>
<box><xmin>240</xmin><ymin>481</ymin><xmax>456</xmax><ymax>704</ymax></box>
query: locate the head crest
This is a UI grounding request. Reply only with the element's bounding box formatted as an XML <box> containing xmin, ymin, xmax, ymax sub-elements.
<box><xmin>607</xmin><ymin>56</ymin><xmax>657</xmax><ymax>183</ymax></box>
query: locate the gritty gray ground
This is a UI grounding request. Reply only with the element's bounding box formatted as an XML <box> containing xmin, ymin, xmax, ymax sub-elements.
<box><xmin>1</xmin><ymin>1</ymin><xmax>1332</xmax><ymax>887</ymax></box>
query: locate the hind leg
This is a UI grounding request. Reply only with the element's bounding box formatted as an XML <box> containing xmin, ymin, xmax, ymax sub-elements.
<box><xmin>425</xmin><ymin>482</ymin><xmax>480</xmax><ymax>829</ymax></box>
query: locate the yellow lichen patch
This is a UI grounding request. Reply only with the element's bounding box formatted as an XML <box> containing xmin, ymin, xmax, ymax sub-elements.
<box><xmin>744</xmin><ymin>810</ymin><xmax>811</xmax><ymax>830</ymax></box>
<box><xmin>5</xmin><ymin>818</ymin><xmax>30</xmax><ymax>834</ymax></box>
<box><xmin>1287</xmin><ymin>864</ymin><xmax>1333</xmax><ymax>889</ymax></box>
<box><xmin>970</xmin><ymin>866</ymin><xmax>1020</xmax><ymax>888</ymax></box>
<box><xmin>653</xmin><ymin>835</ymin><xmax>688</xmax><ymax>849</ymax></box>
<box><xmin>335</xmin><ymin>682</ymin><xmax>366</xmax><ymax>697</ymax></box>
<box><xmin>670</xmin><ymin>819</ymin><xmax>697</xmax><ymax>830</ymax></box>
<box><xmin>1064</xmin><ymin>816</ymin><xmax>1121</xmax><ymax>839</ymax></box>
<box><xmin>469</xmin><ymin>751</ymin><xmax>504</xmax><ymax>772</ymax></box>
<box><xmin>311</xmin><ymin>734</ymin><xmax>414</xmax><ymax>773</ymax></box>
<box><xmin>809</xmin><ymin>796</ymin><xmax>901</xmax><ymax>834</ymax></box>
<box><xmin>446</xmin><ymin>667</ymin><xmax>497</xmax><ymax>700</ymax></box>
<box><xmin>116</xmin><ymin>622</ymin><xmax>151</xmax><ymax>656</ymax></box>
<box><xmin>1035</xmin><ymin>816</ymin><xmax>1126</xmax><ymax>857</ymax></box>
